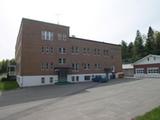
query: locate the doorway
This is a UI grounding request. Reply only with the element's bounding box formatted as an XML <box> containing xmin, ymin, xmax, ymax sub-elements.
<box><xmin>58</xmin><ymin>71</ymin><xmax>67</xmax><ymax>82</ymax></box>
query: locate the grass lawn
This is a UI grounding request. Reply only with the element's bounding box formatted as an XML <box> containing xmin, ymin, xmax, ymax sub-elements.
<box><xmin>135</xmin><ymin>106</ymin><xmax>160</xmax><ymax>120</ymax></box>
<box><xmin>0</xmin><ymin>81</ymin><xmax>19</xmax><ymax>91</ymax></box>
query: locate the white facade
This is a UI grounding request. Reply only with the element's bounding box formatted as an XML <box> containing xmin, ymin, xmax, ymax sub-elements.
<box><xmin>16</xmin><ymin>75</ymin><xmax>58</xmax><ymax>87</ymax></box>
<box><xmin>17</xmin><ymin>72</ymin><xmax>119</xmax><ymax>87</ymax></box>
<box><xmin>134</xmin><ymin>54</ymin><xmax>160</xmax><ymax>65</ymax></box>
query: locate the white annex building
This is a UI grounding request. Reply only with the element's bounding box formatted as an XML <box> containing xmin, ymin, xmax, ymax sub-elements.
<box><xmin>134</xmin><ymin>54</ymin><xmax>160</xmax><ymax>78</ymax></box>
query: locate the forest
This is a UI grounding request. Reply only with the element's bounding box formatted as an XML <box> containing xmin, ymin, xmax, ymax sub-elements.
<box><xmin>121</xmin><ymin>26</ymin><xmax>160</xmax><ymax>63</ymax></box>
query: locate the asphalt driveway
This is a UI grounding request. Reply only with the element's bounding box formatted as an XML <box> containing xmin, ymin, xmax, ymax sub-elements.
<box><xmin>0</xmin><ymin>78</ymin><xmax>160</xmax><ymax>120</ymax></box>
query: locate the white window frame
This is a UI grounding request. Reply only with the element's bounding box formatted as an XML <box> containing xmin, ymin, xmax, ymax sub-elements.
<box><xmin>135</xmin><ymin>68</ymin><xmax>144</xmax><ymax>74</ymax></box>
<box><xmin>147</xmin><ymin>67</ymin><xmax>159</xmax><ymax>74</ymax></box>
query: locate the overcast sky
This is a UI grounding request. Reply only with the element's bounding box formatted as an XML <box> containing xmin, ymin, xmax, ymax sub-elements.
<box><xmin>0</xmin><ymin>0</ymin><xmax>160</xmax><ymax>60</ymax></box>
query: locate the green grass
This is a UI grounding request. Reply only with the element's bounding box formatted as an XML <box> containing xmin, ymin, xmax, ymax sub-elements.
<box><xmin>135</xmin><ymin>106</ymin><xmax>160</xmax><ymax>120</ymax></box>
<box><xmin>0</xmin><ymin>81</ymin><xmax>19</xmax><ymax>91</ymax></box>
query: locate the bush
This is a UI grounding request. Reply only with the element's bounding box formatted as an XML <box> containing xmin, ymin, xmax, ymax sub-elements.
<box><xmin>1</xmin><ymin>77</ymin><xmax>8</xmax><ymax>82</ymax></box>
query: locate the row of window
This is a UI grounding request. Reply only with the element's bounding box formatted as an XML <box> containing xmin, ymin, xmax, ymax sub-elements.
<box><xmin>71</xmin><ymin>75</ymin><xmax>91</xmax><ymax>82</ymax></box>
<box><xmin>41</xmin><ymin>77</ymin><xmax>54</xmax><ymax>83</ymax></box>
<box><xmin>41</xmin><ymin>62</ymin><xmax>54</xmax><ymax>70</ymax></box>
<box><xmin>135</xmin><ymin>68</ymin><xmax>160</xmax><ymax>74</ymax></box>
<box><xmin>41</xmin><ymin>62</ymin><xmax>102</xmax><ymax>70</ymax></box>
<box><xmin>41</xmin><ymin>31</ymin><xmax>67</xmax><ymax>41</ymax></box>
<box><xmin>72</xmin><ymin>47</ymin><xmax>109</xmax><ymax>56</ymax></box>
<box><xmin>41</xmin><ymin>75</ymin><xmax>93</xmax><ymax>83</ymax></box>
<box><xmin>41</xmin><ymin>47</ymin><xmax>111</xmax><ymax>56</ymax></box>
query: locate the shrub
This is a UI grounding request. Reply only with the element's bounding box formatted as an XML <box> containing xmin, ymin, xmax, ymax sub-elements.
<box><xmin>1</xmin><ymin>77</ymin><xmax>8</xmax><ymax>82</ymax></box>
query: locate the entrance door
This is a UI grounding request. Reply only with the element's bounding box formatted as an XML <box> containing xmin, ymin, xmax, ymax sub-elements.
<box><xmin>58</xmin><ymin>71</ymin><xmax>67</xmax><ymax>82</ymax></box>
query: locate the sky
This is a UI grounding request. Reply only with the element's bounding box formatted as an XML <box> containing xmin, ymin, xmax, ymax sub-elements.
<box><xmin>0</xmin><ymin>0</ymin><xmax>160</xmax><ymax>60</ymax></box>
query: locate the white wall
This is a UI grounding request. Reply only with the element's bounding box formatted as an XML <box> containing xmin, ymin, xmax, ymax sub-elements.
<box><xmin>17</xmin><ymin>75</ymin><xmax>58</xmax><ymax>87</ymax></box>
<box><xmin>17</xmin><ymin>72</ymin><xmax>119</xmax><ymax>87</ymax></box>
<box><xmin>134</xmin><ymin>74</ymin><xmax>160</xmax><ymax>78</ymax></box>
<box><xmin>135</xmin><ymin>55</ymin><xmax>160</xmax><ymax>65</ymax></box>
<box><xmin>67</xmin><ymin>73</ymin><xmax>106</xmax><ymax>83</ymax></box>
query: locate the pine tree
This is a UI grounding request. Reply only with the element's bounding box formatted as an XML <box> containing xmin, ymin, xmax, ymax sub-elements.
<box><xmin>145</xmin><ymin>26</ymin><xmax>155</xmax><ymax>54</ymax></box>
<box><xmin>128</xmin><ymin>42</ymin><xmax>134</xmax><ymax>62</ymax></box>
<box><xmin>134</xmin><ymin>30</ymin><xmax>145</xmax><ymax>60</ymax></box>
<box><xmin>121</xmin><ymin>40</ymin><xmax>128</xmax><ymax>63</ymax></box>
<box><xmin>155</xmin><ymin>32</ymin><xmax>160</xmax><ymax>55</ymax></box>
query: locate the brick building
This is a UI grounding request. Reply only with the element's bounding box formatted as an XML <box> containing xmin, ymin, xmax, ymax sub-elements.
<box><xmin>15</xmin><ymin>18</ymin><xmax>122</xmax><ymax>87</ymax></box>
<box><xmin>134</xmin><ymin>54</ymin><xmax>160</xmax><ymax>78</ymax></box>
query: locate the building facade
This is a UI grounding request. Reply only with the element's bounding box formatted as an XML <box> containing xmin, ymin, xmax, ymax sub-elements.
<box><xmin>134</xmin><ymin>54</ymin><xmax>160</xmax><ymax>78</ymax></box>
<box><xmin>15</xmin><ymin>18</ymin><xmax>122</xmax><ymax>87</ymax></box>
<box><xmin>122</xmin><ymin>64</ymin><xmax>134</xmax><ymax>77</ymax></box>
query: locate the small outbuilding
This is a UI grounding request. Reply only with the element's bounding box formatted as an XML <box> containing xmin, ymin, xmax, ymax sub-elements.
<box><xmin>122</xmin><ymin>64</ymin><xmax>134</xmax><ymax>77</ymax></box>
<box><xmin>133</xmin><ymin>54</ymin><xmax>160</xmax><ymax>78</ymax></box>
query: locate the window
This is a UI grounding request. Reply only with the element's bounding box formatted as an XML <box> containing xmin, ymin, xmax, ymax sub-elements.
<box><xmin>72</xmin><ymin>76</ymin><xmax>75</xmax><ymax>81</ymax></box>
<box><xmin>72</xmin><ymin>63</ymin><xmax>79</xmax><ymax>70</ymax></box>
<box><xmin>103</xmin><ymin>50</ymin><xmax>109</xmax><ymax>55</ymax></box>
<box><xmin>50</xmin><ymin>47</ymin><xmax>53</xmax><ymax>53</ymax></box>
<box><xmin>41</xmin><ymin>77</ymin><xmax>45</xmax><ymax>83</ymax></box>
<box><xmin>147</xmin><ymin>67</ymin><xmax>159</xmax><ymax>73</ymax></box>
<box><xmin>58</xmin><ymin>33</ymin><xmax>62</xmax><ymax>40</ymax></box>
<box><xmin>41</xmin><ymin>46</ymin><xmax>44</xmax><ymax>53</ymax></box>
<box><xmin>83</xmin><ymin>48</ymin><xmax>87</xmax><ymax>54</ymax></box>
<box><xmin>63</xmin><ymin>34</ymin><xmax>67</xmax><ymax>41</ymax></box>
<box><xmin>41</xmin><ymin>31</ymin><xmax>54</xmax><ymax>41</ymax></box>
<box><xmin>59</xmin><ymin>48</ymin><xmax>66</xmax><ymax>54</ymax></box>
<box><xmin>76</xmin><ymin>76</ymin><xmax>79</xmax><ymax>81</ymax></box>
<box><xmin>59</xmin><ymin>58</ymin><xmax>66</xmax><ymax>64</ymax></box>
<box><xmin>75</xmin><ymin>47</ymin><xmax>79</xmax><ymax>53</ymax></box>
<box><xmin>58</xmin><ymin>33</ymin><xmax>67</xmax><ymax>41</ymax></box>
<box><xmin>46</xmin><ymin>47</ymin><xmax>49</xmax><ymax>53</ymax></box>
<box><xmin>46</xmin><ymin>63</ymin><xmax>49</xmax><ymax>69</ymax></box>
<box><xmin>71</xmin><ymin>46</ymin><xmax>74</xmax><ymax>53</ymax></box>
<box><xmin>87</xmin><ymin>48</ymin><xmax>90</xmax><ymax>54</ymax></box>
<box><xmin>41</xmin><ymin>63</ymin><xmax>45</xmax><ymax>70</ymax></box>
<box><xmin>154</xmin><ymin>57</ymin><xmax>156</xmax><ymax>60</ymax></box>
<box><xmin>95</xmin><ymin>64</ymin><xmax>101</xmax><ymax>69</ymax></box>
<box><xmin>84</xmin><ymin>76</ymin><xmax>90</xmax><ymax>80</ymax></box>
<box><xmin>50</xmin><ymin>63</ymin><xmax>53</xmax><ymax>69</ymax></box>
<box><xmin>147</xmin><ymin>57</ymin><xmax>149</xmax><ymax>61</ymax></box>
<box><xmin>84</xmin><ymin>64</ymin><xmax>90</xmax><ymax>70</ymax></box>
<box><xmin>71</xmin><ymin>47</ymin><xmax>79</xmax><ymax>53</ymax></box>
<box><xmin>136</xmin><ymin>68</ymin><xmax>144</xmax><ymax>74</ymax></box>
<box><xmin>97</xmin><ymin>49</ymin><xmax>100</xmax><ymax>55</ymax></box>
<box><xmin>50</xmin><ymin>77</ymin><xmax>53</xmax><ymax>83</ymax></box>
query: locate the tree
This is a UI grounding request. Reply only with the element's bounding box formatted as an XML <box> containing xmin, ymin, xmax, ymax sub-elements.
<box><xmin>128</xmin><ymin>42</ymin><xmax>134</xmax><ymax>61</ymax></box>
<box><xmin>121</xmin><ymin>40</ymin><xmax>128</xmax><ymax>63</ymax></box>
<box><xmin>155</xmin><ymin>32</ymin><xmax>160</xmax><ymax>55</ymax></box>
<box><xmin>145</xmin><ymin>26</ymin><xmax>155</xmax><ymax>54</ymax></box>
<box><xmin>133</xmin><ymin>30</ymin><xmax>145</xmax><ymax>60</ymax></box>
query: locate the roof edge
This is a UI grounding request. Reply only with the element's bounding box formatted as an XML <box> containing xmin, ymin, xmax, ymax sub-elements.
<box><xmin>69</xmin><ymin>37</ymin><xmax>121</xmax><ymax>47</ymax></box>
<box><xmin>22</xmin><ymin>18</ymin><xmax>70</xmax><ymax>28</ymax></box>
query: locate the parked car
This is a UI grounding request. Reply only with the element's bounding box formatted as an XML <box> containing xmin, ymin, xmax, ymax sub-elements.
<box><xmin>92</xmin><ymin>75</ymin><xmax>108</xmax><ymax>83</ymax></box>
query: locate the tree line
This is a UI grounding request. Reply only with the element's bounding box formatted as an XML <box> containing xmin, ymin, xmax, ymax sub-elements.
<box><xmin>0</xmin><ymin>59</ymin><xmax>15</xmax><ymax>74</ymax></box>
<box><xmin>121</xmin><ymin>26</ymin><xmax>160</xmax><ymax>63</ymax></box>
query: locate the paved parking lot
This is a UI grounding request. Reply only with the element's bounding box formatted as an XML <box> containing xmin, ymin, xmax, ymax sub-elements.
<box><xmin>0</xmin><ymin>78</ymin><xmax>160</xmax><ymax>120</ymax></box>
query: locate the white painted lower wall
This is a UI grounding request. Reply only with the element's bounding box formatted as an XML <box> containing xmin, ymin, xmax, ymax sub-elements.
<box><xmin>134</xmin><ymin>73</ymin><xmax>160</xmax><ymax>78</ymax></box>
<box><xmin>67</xmin><ymin>73</ymin><xmax>107</xmax><ymax>83</ymax></box>
<box><xmin>16</xmin><ymin>75</ymin><xmax>58</xmax><ymax>87</ymax></box>
<box><xmin>17</xmin><ymin>72</ymin><xmax>119</xmax><ymax>87</ymax></box>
